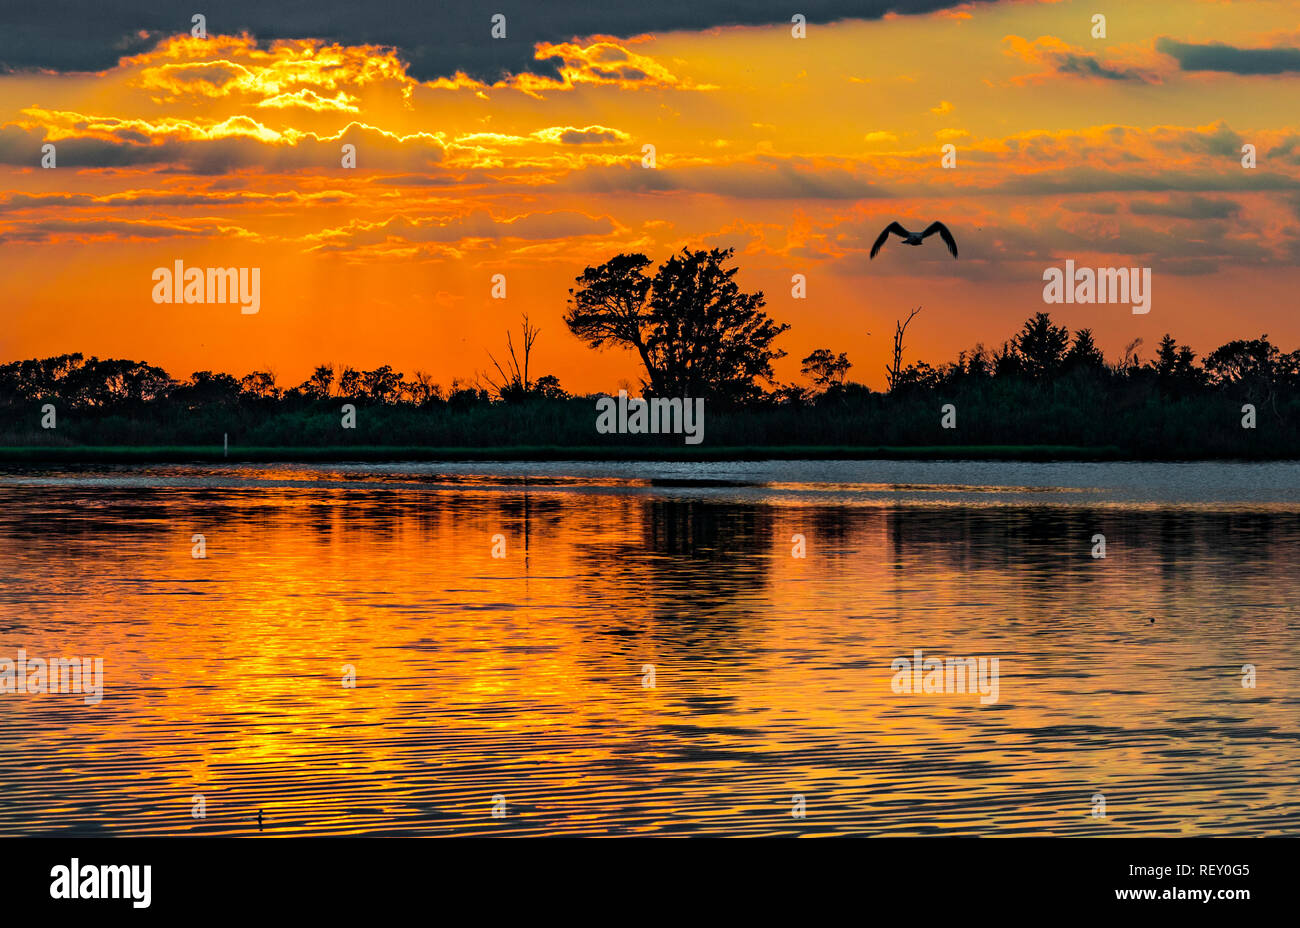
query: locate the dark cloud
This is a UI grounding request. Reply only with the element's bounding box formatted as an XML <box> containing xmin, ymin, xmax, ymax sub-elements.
<box><xmin>1060</xmin><ymin>200</ymin><xmax>1120</xmax><ymax>214</ymax></box>
<box><xmin>0</xmin><ymin>1</ymin><xmax>995</xmax><ymax>81</ymax></box>
<box><xmin>1156</xmin><ymin>37</ymin><xmax>1300</xmax><ymax>75</ymax></box>
<box><xmin>0</xmin><ymin>122</ymin><xmax>444</xmax><ymax>174</ymax></box>
<box><xmin>1129</xmin><ymin>195</ymin><xmax>1241</xmax><ymax>220</ymax></box>
<box><xmin>1176</xmin><ymin>123</ymin><xmax>1243</xmax><ymax>158</ymax></box>
<box><xmin>0</xmin><ymin>190</ymin><xmax>351</xmax><ymax>212</ymax></box>
<box><xmin>564</xmin><ymin>159</ymin><xmax>894</xmax><ymax>199</ymax></box>
<box><xmin>1052</xmin><ymin>53</ymin><xmax>1151</xmax><ymax>82</ymax></box>
<box><xmin>308</xmin><ymin>210</ymin><xmax>616</xmax><ymax>252</ymax></box>
<box><xmin>0</xmin><ymin>218</ymin><xmax>219</xmax><ymax>244</ymax></box>
<box><xmin>558</xmin><ymin>128</ymin><xmax>624</xmax><ymax>145</ymax></box>
<box><xmin>1267</xmin><ymin>135</ymin><xmax>1300</xmax><ymax>165</ymax></box>
<box><xmin>984</xmin><ymin>166</ymin><xmax>1300</xmax><ymax>196</ymax></box>
<box><xmin>1001</xmin><ymin>35</ymin><xmax>1158</xmax><ymax>84</ymax></box>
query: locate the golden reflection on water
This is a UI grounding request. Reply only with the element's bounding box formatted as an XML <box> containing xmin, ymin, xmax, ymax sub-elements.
<box><xmin>0</xmin><ymin>465</ymin><xmax>1298</xmax><ymax>836</ymax></box>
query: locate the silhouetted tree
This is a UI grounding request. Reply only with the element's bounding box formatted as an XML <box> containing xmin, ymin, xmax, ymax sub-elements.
<box><xmin>240</xmin><ymin>371</ymin><xmax>279</xmax><ymax>399</ymax></box>
<box><xmin>885</xmin><ymin>307</ymin><xmax>921</xmax><ymax>391</ymax></box>
<box><xmin>338</xmin><ymin>366</ymin><xmax>361</xmax><ymax>399</ymax></box>
<box><xmin>566</xmin><ymin>248</ymin><xmax>788</xmax><ymax>402</ymax></box>
<box><xmin>447</xmin><ymin>378</ymin><xmax>488</xmax><ymax>406</ymax></box>
<box><xmin>361</xmin><ymin>365</ymin><xmax>401</xmax><ymax>403</ymax></box>
<box><xmin>894</xmin><ymin>361</ymin><xmax>944</xmax><ymax>390</ymax></box>
<box><xmin>300</xmin><ymin>364</ymin><xmax>334</xmax><ymax>400</ymax></box>
<box><xmin>532</xmin><ymin>374</ymin><xmax>567</xmax><ymax>400</ymax></box>
<box><xmin>484</xmin><ymin>314</ymin><xmax>542</xmax><ymax>402</ymax></box>
<box><xmin>1115</xmin><ymin>337</ymin><xmax>1144</xmax><ymax>374</ymax></box>
<box><xmin>174</xmin><ymin>371</ymin><xmax>240</xmax><ymax>408</ymax></box>
<box><xmin>801</xmin><ymin>348</ymin><xmax>852</xmax><ymax>390</ymax></box>
<box><xmin>1064</xmin><ymin>328</ymin><xmax>1106</xmax><ymax>372</ymax></box>
<box><xmin>0</xmin><ymin>353</ymin><xmax>85</xmax><ymax>401</ymax></box>
<box><xmin>405</xmin><ymin>370</ymin><xmax>441</xmax><ymax>405</ymax></box>
<box><xmin>1014</xmin><ymin>312</ymin><xmax>1069</xmax><ymax>378</ymax></box>
<box><xmin>1203</xmin><ymin>336</ymin><xmax>1279</xmax><ymax>387</ymax></box>
<box><xmin>956</xmin><ymin>343</ymin><xmax>992</xmax><ymax>379</ymax></box>
<box><xmin>65</xmin><ymin>358</ymin><xmax>173</xmax><ymax>406</ymax></box>
<box><xmin>1151</xmin><ymin>334</ymin><xmax>1202</xmax><ymax>387</ymax></box>
<box><xmin>0</xmin><ymin>354</ymin><xmax>175</xmax><ymax>406</ymax></box>
<box><xmin>992</xmin><ymin>340</ymin><xmax>1023</xmax><ymax>378</ymax></box>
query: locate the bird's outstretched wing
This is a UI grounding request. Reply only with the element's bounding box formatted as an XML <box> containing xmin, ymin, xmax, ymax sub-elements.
<box><xmin>922</xmin><ymin>221</ymin><xmax>958</xmax><ymax>258</ymax></box>
<box><xmin>870</xmin><ymin>222</ymin><xmax>909</xmax><ymax>259</ymax></box>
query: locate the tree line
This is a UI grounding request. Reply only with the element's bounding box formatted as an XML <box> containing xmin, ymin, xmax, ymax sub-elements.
<box><xmin>3</xmin><ymin>248</ymin><xmax>1296</xmax><ymax>414</ymax></box>
<box><xmin>0</xmin><ymin>355</ymin><xmax>517</xmax><ymax>409</ymax></box>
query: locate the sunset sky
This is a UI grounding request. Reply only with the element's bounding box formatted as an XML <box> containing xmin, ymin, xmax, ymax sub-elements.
<box><xmin>2</xmin><ymin>0</ymin><xmax>1299</xmax><ymax>392</ymax></box>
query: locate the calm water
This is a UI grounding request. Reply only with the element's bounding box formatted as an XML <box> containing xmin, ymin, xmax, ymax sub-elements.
<box><xmin>1</xmin><ymin>460</ymin><xmax>1297</xmax><ymax>836</ymax></box>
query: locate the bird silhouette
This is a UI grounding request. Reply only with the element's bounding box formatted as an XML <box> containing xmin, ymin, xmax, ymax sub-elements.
<box><xmin>870</xmin><ymin>221</ymin><xmax>958</xmax><ymax>259</ymax></box>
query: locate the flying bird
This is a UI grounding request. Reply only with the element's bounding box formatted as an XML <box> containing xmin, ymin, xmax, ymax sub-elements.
<box><xmin>870</xmin><ymin>221</ymin><xmax>958</xmax><ymax>259</ymax></box>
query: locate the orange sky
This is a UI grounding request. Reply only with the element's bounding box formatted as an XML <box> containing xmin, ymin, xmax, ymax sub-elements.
<box><xmin>2</xmin><ymin>0</ymin><xmax>1299</xmax><ymax>391</ymax></box>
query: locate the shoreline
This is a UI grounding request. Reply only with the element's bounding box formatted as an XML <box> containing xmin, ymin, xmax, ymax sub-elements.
<box><xmin>2</xmin><ymin>443</ymin><xmax>1294</xmax><ymax>463</ymax></box>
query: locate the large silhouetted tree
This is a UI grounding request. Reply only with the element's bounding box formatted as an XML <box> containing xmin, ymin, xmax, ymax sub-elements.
<box><xmin>565</xmin><ymin>248</ymin><xmax>789</xmax><ymax>402</ymax></box>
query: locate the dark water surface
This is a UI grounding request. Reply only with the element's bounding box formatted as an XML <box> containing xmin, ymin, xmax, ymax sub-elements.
<box><xmin>1</xmin><ymin>460</ymin><xmax>1297</xmax><ymax>836</ymax></box>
